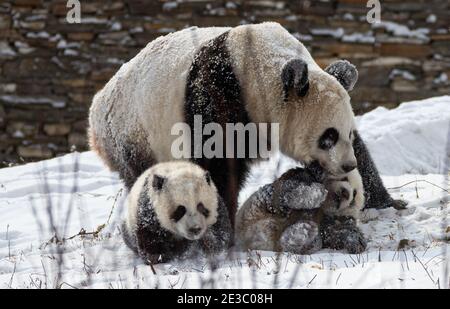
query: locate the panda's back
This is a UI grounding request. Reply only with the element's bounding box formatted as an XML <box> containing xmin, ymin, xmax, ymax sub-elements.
<box><xmin>90</xmin><ymin>23</ymin><xmax>321</xmax><ymax>163</ymax></box>
<box><xmin>90</xmin><ymin>26</ymin><xmax>231</xmax><ymax>162</ymax></box>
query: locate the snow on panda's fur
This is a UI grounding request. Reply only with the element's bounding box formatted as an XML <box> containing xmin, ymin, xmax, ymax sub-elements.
<box><xmin>235</xmin><ymin>164</ymin><xmax>366</xmax><ymax>254</ymax></box>
<box><xmin>122</xmin><ymin>161</ymin><xmax>232</xmax><ymax>264</ymax></box>
<box><xmin>89</xmin><ymin>22</ymin><xmax>402</xmax><ymax>229</ymax></box>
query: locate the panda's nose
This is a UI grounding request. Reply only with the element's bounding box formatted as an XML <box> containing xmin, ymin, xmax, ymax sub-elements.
<box><xmin>189</xmin><ymin>227</ymin><xmax>202</xmax><ymax>235</ymax></box>
<box><xmin>342</xmin><ymin>163</ymin><xmax>357</xmax><ymax>173</ymax></box>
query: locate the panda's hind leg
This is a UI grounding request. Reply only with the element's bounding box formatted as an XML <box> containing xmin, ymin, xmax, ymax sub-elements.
<box><xmin>117</xmin><ymin>139</ymin><xmax>156</xmax><ymax>190</ymax></box>
<box><xmin>239</xmin><ymin>218</ymin><xmax>284</xmax><ymax>252</ymax></box>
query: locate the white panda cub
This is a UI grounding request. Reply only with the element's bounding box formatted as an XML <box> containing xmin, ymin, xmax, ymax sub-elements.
<box><xmin>122</xmin><ymin>161</ymin><xmax>232</xmax><ymax>264</ymax></box>
<box><xmin>235</xmin><ymin>163</ymin><xmax>366</xmax><ymax>255</ymax></box>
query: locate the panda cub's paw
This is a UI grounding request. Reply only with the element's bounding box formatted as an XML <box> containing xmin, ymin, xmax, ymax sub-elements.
<box><xmin>279</xmin><ymin>220</ymin><xmax>322</xmax><ymax>255</ymax></box>
<box><xmin>321</xmin><ymin>216</ymin><xmax>367</xmax><ymax>254</ymax></box>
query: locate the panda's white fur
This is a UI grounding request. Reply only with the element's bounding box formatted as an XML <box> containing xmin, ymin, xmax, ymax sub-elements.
<box><xmin>89</xmin><ymin>22</ymin><xmax>356</xmax><ymax>179</ymax></box>
<box><xmin>89</xmin><ymin>26</ymin><xmax>231</xmax><ymax>168</ymax></box>
<box><xmin>125</xmin><ymin>161</ymin><xmax>219</xmax><ymax>244</ymax></box>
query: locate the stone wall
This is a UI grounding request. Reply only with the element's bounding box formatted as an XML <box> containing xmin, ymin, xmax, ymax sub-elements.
<box><xmin>0</xmin><ymin>0</ymin><xmax>449</xmax><ymax>166</ymax></box>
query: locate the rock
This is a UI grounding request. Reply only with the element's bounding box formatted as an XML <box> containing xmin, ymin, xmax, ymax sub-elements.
<box><xmin>72</xmin><ymin>120</ymin><xmax>88</xmax><ymax>132</ymax></box>
<box><xmin>358</xmin><ymin>67</ymin><xmax>392</xmax><ymax>87</ymax></box>
<box><xmin>0</xmin><ymin>41</ymin><xmax>16</xmax><ymax>59</ymax></box>
<box><xmin>127</xmin><ymin>0</ymin><xmax>161</xmax><ymax>15</ymax></box>
<box><xmin>0</xmin><ymin>83</ymin><xmax>16</xmax><ymax>93</ymax></box>
<box><xmin>67</xmin><ymin>32</ymin><xmax>95</xmax><ymax>41</ymax></box>
<box><xmin>0</xmin><ymin>105</ymin><xmax>5</xmax><ymax>128</ymax></box>
<box><xmin>43</xmin><ymin>123</ymin><xmax>71</xmax><ymax>136</ymax></box>
<box><xmin>19</xmin><ymin>21</ymin><xmax>45</xmax><ymax>31</ymax></box>
<box><xmin>14</xmin><ymin>0</ymin><xmax>43</xmax><ymax>6</ymax></box>
<box><xmin>0</xmin><ymin>14</ymin><xmax>11</xmax><ymax>30</ymax></box>
<box><xmin>391</xmin><ymin>79</ymin><xmax>418</xmax><ymax>92</ymax></box>
<box><xmin>432</xmin><ymin>41</ymin><xmax>450</xmax><ymax>56</ymax></box>
<box><xmin>56</xmin><ymin>79</ymin><xmax>90</xmax><ymax>88</ymax></box>
<box><xmin>379</xmin><ymin>43</ymin><xmax>431</xmax><ymax>58</ymax></box>
<box><xmin>319</xmin><ymin>42</ymin><xmax>375</xmax><ymax>57</ymax></box>
<box><xmin>18</xmin><ymin>145</ymin><xmax>53</xmax><ymax>159</ymax></box>
<box><xmin>6</xmin><ymin>121</ymin><xmax>38</xmax><ymax>138</ymax></box>
<box><xmin>68</xmin><ymin>133</ymin><xmax>87</xmax><ymax>149</ymax></box>
<box><xmin>362</xmin><ymin>57</ymin><xmax>420</xmax><ymax>67</ymax></box>
<box><xmin>90</xmin><ymin>68</ymin><xmax>117</xmax><ymax>81</ymax></box>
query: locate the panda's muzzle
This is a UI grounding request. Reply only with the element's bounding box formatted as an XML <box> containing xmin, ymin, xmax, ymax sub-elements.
<box><xmin>341</xmin><ymin>163</ymin><xmax>357</xmax><ymax>173</ymax></box>
<box><xmin>189</xmin><ymin>227</ymin><xmax>202</xmax><ymax>236</ymax></box>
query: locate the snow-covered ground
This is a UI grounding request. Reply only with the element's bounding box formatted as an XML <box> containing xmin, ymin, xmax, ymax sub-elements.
<box><xmin>0</xmin><ymin>96</ymin><xmax>449</xmax><ymax>289</ymax></box>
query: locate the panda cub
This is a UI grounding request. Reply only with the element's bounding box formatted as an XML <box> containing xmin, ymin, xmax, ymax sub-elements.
<box><xmin>235</xmin><ymin>163</ymin><xmax>366</xmax><ymax>255</ymax></box>
<box><xmin>122</xmin><ymin>161</ymin><xmax>232</xmax><ymax>264</ymax></box>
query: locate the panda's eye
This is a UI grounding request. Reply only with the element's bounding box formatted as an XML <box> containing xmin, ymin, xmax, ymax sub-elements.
<box><xmin>318</xmin><ymin>128</ymin><xmax>339</xmax><ymax>150</ymax></box>
<box><xmin>197</xmin><ymin>203</ymin><xmax>210</xmax><ymax>218</ymax></box>
<box><xmin>171</xmin><ymin>205</ymin><xmax>186</xmax><ymax>222</ymax></box>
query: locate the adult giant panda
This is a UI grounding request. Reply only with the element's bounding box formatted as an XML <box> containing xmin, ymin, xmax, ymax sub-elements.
<box><xmin>89</xmin><ymin>22</ymin><xmax>403</xmax><ymax>227</ymax></box>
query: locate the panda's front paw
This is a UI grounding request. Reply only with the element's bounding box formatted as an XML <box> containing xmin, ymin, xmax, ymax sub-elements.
<box><xmin>391</xmin><ymin>199</ymin><xmax>408</xmax><ymax>210</ymax></box>
<box><xmin>375</xmin><ymin>197</ymin><xmax>408</xmax><ymax>210</ymax></box>
<box><xmin>279</xmin><ymin>220</ymin><xmax>322</xmax><ymax>255</ymax></box>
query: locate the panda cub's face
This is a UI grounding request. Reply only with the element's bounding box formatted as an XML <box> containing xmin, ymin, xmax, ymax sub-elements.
<box><xmin>152</xmin><ymin>169</ymin><xmax>219</xmax><ymax>241</ymax></box>
<box><xmin>314</xmin><ymin>126</ymin><xmax>357</xmax><ymax>176</ymax></box>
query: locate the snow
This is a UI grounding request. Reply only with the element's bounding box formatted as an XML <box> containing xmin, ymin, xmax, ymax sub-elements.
<box><xmin>0</xmin><ymin>95</ymin><xmax>66</xmax><ymax>109</ymax></box>
<box><xmin>0</xmin><ymin>96</ymin><xmax>449</xmax><ymax>289</ymax></box>
<box><xmin>310</xmin><ymin>27</ymin><xmax>345</xmax><ymax>39</ymax></box>
<box><xmin>372</xmin><ymin>21</ymin><xmax>430</xmax><ymax>41</ymax></box>
<box><xmin>342</xmin><ymin>32</ymin><xmax>375</xmax><ymax>44</ymax></box>
<box><xmin>389</xmin><ymin>69</ymin><xmax>416</xmax><ymax>81</ymax></box>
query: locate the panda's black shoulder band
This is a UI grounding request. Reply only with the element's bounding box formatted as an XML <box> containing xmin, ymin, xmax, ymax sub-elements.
<box><xmin>281</xmin><ymin>59</ymin><xmax>309</xmax><ymax>102</ymax></box>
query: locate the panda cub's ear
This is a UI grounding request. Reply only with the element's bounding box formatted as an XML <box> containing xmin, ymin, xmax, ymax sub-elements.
<box><xmin>281</xmin><ymin>59</ymin><xmax>309</xmax><ymax>102</ymax></box>
<box><xmin>325</xmin><ymin>60</ymin><xmax>358</xmax><ymax>91</ymax></box>
<box><xmin>152</xmin><ymin>174</ymin><xmax>167</xmax><ymax>191</ymax></box>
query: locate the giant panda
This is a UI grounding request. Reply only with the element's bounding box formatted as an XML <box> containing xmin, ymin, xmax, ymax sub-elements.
<box><xmin>235</xmin><ymin>164</ymin><xmax>366</xmax><ymax>254</ymax></box>
<box><xmin>122</xmin><ymin>161</ymin><xmax>232</xmax><ymax>264</ymax></box>
<box><xmin>89</xmin><ymin>22</ymin><xmax>403</xmax><ymax>229</ymax></box>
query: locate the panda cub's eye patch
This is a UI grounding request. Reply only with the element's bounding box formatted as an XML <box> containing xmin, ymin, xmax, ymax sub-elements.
<box><xmin>197</xmin><ymin>203</ymin><xmax>210</xmax><ymax>218</ymax></box>
<box><xmin>171</xmin><ymin>205</ymin><xmax>186</xmax><ymax>222</ymax></box>
<box><xmin>318</xmin><ymin>128</ymin><xmax>339</xmax><ymax>150</ymax></box>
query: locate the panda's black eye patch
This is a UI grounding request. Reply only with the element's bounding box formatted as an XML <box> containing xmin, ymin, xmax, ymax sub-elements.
<box><xmin>171</xmin><ymin>205</ymin><xmax>186</xmax><ymax>222</ymax></box>
<box><xmin>197</xmin><ymin>203</ymin><xmax>210</xmax><ymax>218</ymax></box>
<box><xmin>318</xmin><ymin>128</ymin><xmax>339</xmax><ymax>150</ymax></box>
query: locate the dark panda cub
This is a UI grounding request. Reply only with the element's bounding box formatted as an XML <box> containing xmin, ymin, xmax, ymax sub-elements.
<box><xmin>122</xmin><ymin>161</ymin><xmax>232</xmax><ymax>264</ymax></box>
<box><xmin>235</xmin><ymin>162</ymin><xmax>367</xmax><ymax>255</ymax></box>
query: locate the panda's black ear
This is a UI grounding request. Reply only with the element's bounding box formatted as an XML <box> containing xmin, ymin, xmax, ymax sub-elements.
<box><xmin>152</xmin><ymin>174</ymin><xmax>167</xmax><ymax>191</ymax></box>
<box><xmin>325</xmin><ymin>60</ymin><xmax>358</xmax><ymax>91</ymax></box>
<box><xmin>205</xmin><ymin>171</ymin><xmax>212</xmax><ymax>186</ymax></box>
<box><xmin>281</xmin><ymin>59</ymin><xmax>309</xmax><ymax>102</ymax></box>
